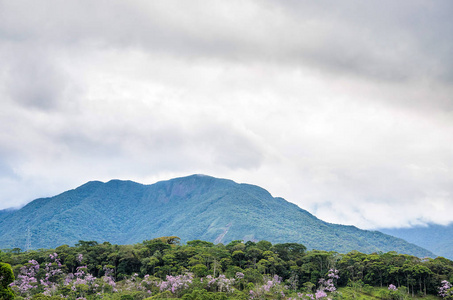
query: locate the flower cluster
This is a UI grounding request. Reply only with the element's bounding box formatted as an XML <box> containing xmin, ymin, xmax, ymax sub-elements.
<box><xmin>122</xmin><ymin>273</ymin><xmax>139</xmax><ymax>291</ymax></box>
<box><xmin>439</xmin><ymin>280</ymin><xmax>453</xmax><ymax>298</ymax></box>
<box><xmin>320</xmin><ymin>269</ymin><xmax>339</xmax><ymax>293</ymax></box>
<box><xmin>249</xmin><ymin>275</ymin><xmax>283</xmax><ymax>299</ymax></box>
<box><xmin>138</xmin><ymin>274</ymin><xmax>154</xmax><ymax>294</ymax></box>
<box><xmin>315</xmin><ymin>290</ymin><xmax>327</xmax><ymax>299</ymax></box>
<box><xmin>388</xmin><ymin>284</ymin><xmax>398</xmax><ymax>291</ymax></box>
<box><xmin>8</xmin><ymin>254</ymin><xmax>348</xmax><ymax>300</ymax></box>
<box><xmin>262</xmin><ymin>275</ymin><xmax>281</xmax><ymax>293</ymax></box>
<box><xmin>41</xmin><ymin>253</ymin><xmax>64</xmax><ymax>296</ymax></box>
<box><xmin>157</xmin><ymin>273</ymin><xmax>193</xmax><ymax>294</ymax></box>
<box><xmin>63</xmin><ymin>265</ymin><xmax>98</xmax><ymax>299</ymax></box>
<box><xmin>9</xmin><ymin>259</ymin><xmax>40</xmax><ymax>297</ymax></box>
<box><xmin>102</xmin><ymin>266</ymin><xmax>117</xmax><ymax>293</ymax></box>
<box><xmin>10</xmin><ymin>253</ymin><xmax>118</xmax><ymax>299</ymax></box>
<box><xmin>298</xmin><ymin>269</ymin><xmax>339</xmax><ymax>300</ymax></box>
<box><xmin>206</xmin><ymin>274</ymin><xmax>235</xmax><ymax>292</ymax></box>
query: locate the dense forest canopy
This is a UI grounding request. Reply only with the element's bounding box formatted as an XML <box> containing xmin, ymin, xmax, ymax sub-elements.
<box><xmin>1</xmin><ymin>237</ymin><xmax>452</xmax><ymax>299</ymax></box>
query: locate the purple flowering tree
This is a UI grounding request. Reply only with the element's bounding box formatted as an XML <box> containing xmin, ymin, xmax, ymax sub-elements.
<box><xmin>10</xmin><ymin>259</ymin><xmax>40</xmax><ymax>298</ymax></box>
<box><xmin>307</xmin><ymin>269</ymin><xmax>340</xmax><ymax>300</ymax></box>
<box><xmin>285</xmin><ymin>270</ymin><xmax>340</xmax><ymax>300</ymax></box>
<box><xmin>206</xmin><ymin>274</ymin><xmax>236</xmax><ymax>293</ymax></box>
<box><xmin>439</xmin><ymin>280</ymin><xmax>453</xmax><ymax>299</ymax></box>
<box><xmin>40</xmin><ymin>253</ymin><xmax>64</xmax><ymax>296</ymax></box>
<box><xmin>137</xmin><ymin>274</ymin><xmax>155</xmax><ymax>296</ymax></box>
<box><xmin>10</xmin><ymin>252</ymin><xmax>120</xmax><ymax>300</ymax></box>
<box><xmin>249</xmin><ymin>274</ymin><xmax>286</xmax><ymax>299</ymax></box>
<box><xmin>101</xmin><ymin>266</ymin><xmax>117</xmax><ymax>293</ymax></box>
<box><xmin>382</xmin><ymin>283</ymin><xmax>404</xmax><ymax>300</ymax></box>
<box><xmin>117</xmin><ymin>273</ymin><xmax>157</xmax><ymax>296</ymax></box>
<box><xmin>157</xmin><ymin>273</ymin><xmax>194</xmax><ymax>296</ymax></box>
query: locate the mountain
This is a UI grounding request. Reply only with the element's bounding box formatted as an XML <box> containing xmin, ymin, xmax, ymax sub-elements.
<box><xmin>0</xmin><ymin>175</ymin><xmax>433</xmax><ymax>257</ymax></box>
<box><xmin>381</xmin><ymin>224</ymin><xmax>453</xmax><ymax>260</ymax></box>
<box><xmin>0</xmin><ymin>207</ymin><xmax>16</xmax><ymax>219</ymax></box>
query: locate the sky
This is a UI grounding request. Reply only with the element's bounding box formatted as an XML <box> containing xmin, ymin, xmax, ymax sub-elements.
<box><xmin>1</xmin><ymin>0</ymin><xmax>452</xmax><ymax>230</ymax></box>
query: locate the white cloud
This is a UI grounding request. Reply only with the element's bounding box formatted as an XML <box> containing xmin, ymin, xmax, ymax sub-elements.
<box><xmin>0</xmin><ymin>0</ymin><xmax>452</xmax><ymax>229</ymax></box>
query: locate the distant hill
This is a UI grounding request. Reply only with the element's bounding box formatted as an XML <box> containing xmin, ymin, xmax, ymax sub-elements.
<box><xmin>381</xmin><ymin>224</ymin><xmax>453</xmax><ymax>260</ymax></box>
<box><xmin>0</xmin><ymin>174</ymin><xmax>434</xmax><ymax>257</ymax></box>
<box><xmin>0</xmin><ymin>208</ymin><xmax>16</xmax><ymax>219</ymax></box>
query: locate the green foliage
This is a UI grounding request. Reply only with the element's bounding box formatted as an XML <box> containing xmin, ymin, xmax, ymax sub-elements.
<box><xmin>0</xmin><ymin>262</ymin><xmax>15</xmax><ymax>300</ymax></box>
<box><xmin>272</xmin><ymin>243</ymin><xmax>306</xmax><ymax>260</ymax></box>
<box><xmin>191</xmin><ymin>264</ymin><xmax>208</xmax><ymax>277</ymax></box>
<box><xmin>148</xmin><ymin>290</ymin><xmax>173</xmax><ymax>299</ymax></box>
<box><xmin>181</xmin><ymin>288</ymin><xmax>228</xmax><ymax>300</ymax></box>
<box><xmin>0</xmin><ymin>288</ymin><xmax>15</xmax><ymax>300</ymax></box>
<box><xmin>2</xmin><ymin>236</ymin><xmax>452</xmax><ymax>299</ymax></box>
<box><xmin>31</xmin><ymin>294</ymin><xmax>64</xmax><ymax>300</ymax></box>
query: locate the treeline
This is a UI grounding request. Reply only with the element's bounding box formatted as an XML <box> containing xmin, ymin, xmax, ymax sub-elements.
<box><xmin>1</xmin><ymin>236</ymin><xmax>453</xmax><ymax>299</ymax></box>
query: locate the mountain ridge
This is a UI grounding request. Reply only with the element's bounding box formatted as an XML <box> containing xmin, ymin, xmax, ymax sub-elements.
<box><xmin>0</xmin><ymin>174</ymin><xmax>434</xmax><ymax>257</ymax></box>
<box><xmin>381</xmin><ymin>223</ymin><xmax>453</xmax><ymax>260</ymax></box>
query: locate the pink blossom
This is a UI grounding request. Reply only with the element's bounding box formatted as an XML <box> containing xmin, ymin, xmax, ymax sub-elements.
<box><xmin>388</xmin><ymin>284</ymin><xmax>398</xmax><ymax>291</ymax></box>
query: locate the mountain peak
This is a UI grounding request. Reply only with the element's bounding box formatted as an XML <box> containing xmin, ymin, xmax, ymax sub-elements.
<box><xmin>0</xmin><ymin>175</ymin><xmax>434</xmax><ymax>257</ymax></box>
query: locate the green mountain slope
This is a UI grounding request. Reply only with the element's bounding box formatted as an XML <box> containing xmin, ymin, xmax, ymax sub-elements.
<box><xmin>0</xmin><ymin>175</ymin><xmax>434</xmax><ymax>257</ymax></box>
<box><xmin>0</xmin><ymin>208</ymin><xmax>16</xmax><ymax>219</ymax></box>
<box><xmin>381</xmin><ymin>224</ymin><xmax>453</xmax><ymax>260</ymax></box>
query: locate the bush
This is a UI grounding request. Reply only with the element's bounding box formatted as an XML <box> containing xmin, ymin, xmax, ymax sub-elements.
<box><xmin>0</xmin><ymin>262</ymin><xmax>15</xmax><ymax>300</ymax></box>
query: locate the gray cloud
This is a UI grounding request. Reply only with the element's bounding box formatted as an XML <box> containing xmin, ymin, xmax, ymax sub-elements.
<box><xmin>4</xmin><ymin>48</ymin><xmax>66</xmax><ymax>109</ymax></box>
<box><xmin>0</xmin><ymin>0</ymin><xmax>452</xmax><ymax>229</ymax></box>
<box><xmin>2</xmin><ymin>0</ymin><xmax>452</xmax><ymax>86</ymax></box>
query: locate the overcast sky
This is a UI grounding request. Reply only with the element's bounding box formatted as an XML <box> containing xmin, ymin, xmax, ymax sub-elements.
<box><xmin>1</xmin><ymin>0</ymin><xmax>452</xmax><ymax>229</ymax></box>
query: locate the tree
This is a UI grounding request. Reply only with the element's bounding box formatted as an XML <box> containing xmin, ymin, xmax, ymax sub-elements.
<box><xmin>143</xmin><ymin>239</ymin><xmax>171</xmax><ymax>256</ymax></box>
<box><xmin>246</xmin><ymin>247</ymin><xmax>263</xmax><ymax>269</ymax></box>
<box><xmin>151</xmin><ymin>236</ymin><xmax>181</xmax><ymax>246</ymax></box>
<box><xmin>272</xmin><ymin>243</ymin><xmax>306</xmax><ymax>261</ymax></box>
<box><xmin>0</xmin><ymin>262</ymin><xmax>15</xmax><ymax>300</ymax></box>
<box><xmin>364</xmin><ymin>254</ymin><xmax>387</xmax><ymax>287</ymax></box>
<box><xmin>256</xmin><ymin>240</ymin><xmax>272</xmax><ymax>252</ymax></box>
<box><xmin>187</xmin><ymin>240</ymin><xmax>214</xmax><ymax>248</ymax></box>
<box><xmin>191</xmin><ymin>264</ymin><xmax>208</xmax><ymax>277</ymax></box>
<box><xmin>75</xmin><ymin>240</ymin><xmax>99</xmax><ymax>248</ymax></box>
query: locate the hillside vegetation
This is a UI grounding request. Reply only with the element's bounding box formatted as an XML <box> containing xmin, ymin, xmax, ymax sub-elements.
<box><xmin>0</xmin><ymin>237</ymin><xmax>452</xmax><ymax>299</ymax></box>
<box><xmin>0</xmin><ymin>175</ymin><xmax>434</xmax><ymax>257</ymax></box>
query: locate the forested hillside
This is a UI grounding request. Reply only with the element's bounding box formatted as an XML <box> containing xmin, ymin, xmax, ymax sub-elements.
<box><xmin>0</xmin><ymin>237</ymin><xmax>452</xmax><ymax>299</ymax></box>
<box><xmin>0</xmin><ymin>175</ymin><xmax>434</xmax><ymax>257</ymax></box>
<box><xmin>381</xmin><ymin>224</ymin><xmax>453</xmax><ymax>260</ymax></box>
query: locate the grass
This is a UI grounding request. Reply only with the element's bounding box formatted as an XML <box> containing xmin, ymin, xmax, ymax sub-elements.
<box><xmin>335</xmin><ymin>286</ymin><xmax>439</xmax><ymax>300</ymax></box>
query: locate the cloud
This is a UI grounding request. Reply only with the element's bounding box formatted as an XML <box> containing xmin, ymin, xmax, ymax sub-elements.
<box><xmin>3</xmin><ymin>49</ymin><xmax>68</xmax><ymax>109</ymax></box>
<box><xmin>3</xmin><ymin>0</ymin><xmax>452</xmax><ymax>86</ymax></box>
<box><xmin>0</xmin><ymin>1</ymin><xmax>452</xmax><ymax>229</ymax></box>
